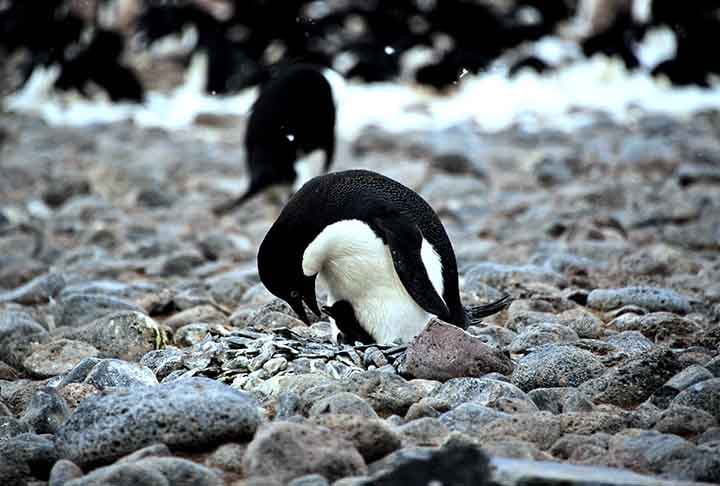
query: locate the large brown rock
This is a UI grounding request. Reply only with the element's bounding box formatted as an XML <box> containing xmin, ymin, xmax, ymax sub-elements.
<box><xmin>398</xmin><ymin>320</ymin><xmax>513</xmax><ymax>381</ymax></box>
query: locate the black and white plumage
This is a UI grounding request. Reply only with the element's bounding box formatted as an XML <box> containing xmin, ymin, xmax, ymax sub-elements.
<box><xmin>257</xmin><ymin>169</ymin><xmax>510</xmax><ymax>344</ymax></box>
<box><xmin>213</xmin><ymin>64</ymin><xmax>336</xmax><ymax>214</ymax></box>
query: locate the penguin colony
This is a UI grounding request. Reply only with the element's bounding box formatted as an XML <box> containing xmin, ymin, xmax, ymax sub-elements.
<box><xmin>2</xmin><ymin>0</ymin><xmax>719</xmax><ymax>102</ymax></box>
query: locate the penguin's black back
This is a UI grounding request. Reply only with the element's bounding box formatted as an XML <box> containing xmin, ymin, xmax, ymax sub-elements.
<box><xmin>245</xmin><ymin>64</ymin><xmax>336</xmax><ymax>166</ymax></box>
<box><xmin>262</xmin><ymin>169</ymin><xmax>466</xmax><ymax>326</ymax></box>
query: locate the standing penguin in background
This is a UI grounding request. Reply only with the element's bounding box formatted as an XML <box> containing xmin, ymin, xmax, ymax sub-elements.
<box><xmin>213</xmin><ymin>64</ymin><xmax>337</xmax><ymax>215</ymax></box>
<box><xmin>257</xmin><ymin>169</ymin><xmax>511</xmax><ymax>345</ymax></box>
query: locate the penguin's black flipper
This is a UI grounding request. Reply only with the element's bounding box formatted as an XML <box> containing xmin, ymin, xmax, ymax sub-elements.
<box><xmin>372</xmin><ymin>215</ymin><xmax>450</xmax><ymax>321</ymax></box>
<box><xmin>466</xmin><ymin>295</ymin><xmax>513</xmax><ymax>323</ymax></box>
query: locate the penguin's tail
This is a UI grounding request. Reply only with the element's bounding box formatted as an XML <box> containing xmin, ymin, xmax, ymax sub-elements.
<box><xmin>466</xmin><ymin>295</ymin><xmax>512</xmax><ymax>324</ymax></box>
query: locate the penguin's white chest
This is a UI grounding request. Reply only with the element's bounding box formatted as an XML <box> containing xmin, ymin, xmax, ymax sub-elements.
<box><xmin>302</xmin><ymin>220</ymin><xmax>444</xmax><ymax>344</ymax></box>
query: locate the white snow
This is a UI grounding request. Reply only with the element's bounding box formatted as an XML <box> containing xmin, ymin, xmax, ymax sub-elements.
<box><xmin>3</xmin><ymin>33</ymin><xmax>720</xmax><ymax>139</ymax></box>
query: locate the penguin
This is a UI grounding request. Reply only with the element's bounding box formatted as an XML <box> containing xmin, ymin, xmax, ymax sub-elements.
<box><xmin>213</xmin><ymin>64</ymin><xmax>336</xmax><ymax>214</ymax></box>
<box><xmin>322</xmin><ymin>300</ymin><xmax>375</xmax><ymax>345</ymax></box>
<box><xmin>257</xmin><ymin>169</ymin><xmax>511</xmax><ymax>345</ymax></box>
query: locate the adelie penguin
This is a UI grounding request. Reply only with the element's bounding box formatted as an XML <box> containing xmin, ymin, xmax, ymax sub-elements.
<box><xmin>213</xmin><ymin>64</ymin><xmax>337</xmax><ymax>215</ymax></box>
<box><xmin>258</xmin><ymin>169</ymin><xmax>511</xmax><ymax>345</ymax></box>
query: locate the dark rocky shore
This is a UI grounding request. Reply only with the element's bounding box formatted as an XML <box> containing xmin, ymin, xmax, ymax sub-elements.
<box><xmin>1</xmin><ymin>108</ymin><xmax>720</xmax><ymax>485</ymax></box>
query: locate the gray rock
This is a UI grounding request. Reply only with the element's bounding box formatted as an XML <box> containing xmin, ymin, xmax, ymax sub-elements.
<box><xmin>654</xmin><ymin>405</ymin><xmax>717</xmax><ymax>436</ymax></box>
<box><xmin>139</xmin><ymin>347</ymin><xmax>185</xmax><ymax>381</ymax></box>
<box><xmin>242</xmin><ymin>421</ymin><xmax>367</xmax><ymax>482</ymax></box>
<box><xmin>61</xmin><ymin>311</ymin><xmax>169</xmax><ymax>361</ymax></box>
<box><xmin>288</xmin><ymin>474</ymin><xmax>330</xmax><ymax>486</ymax></box>
<box><xmin>706</xmin><ymin>356</ymin><xmax>720</xmax><ymax>377</ymax></box>
<box><xmin>174</xmin><ymin>323</ymin><xmax>212</xmax><ymax>347</ymax></box>
<box><xmin>57</xmin><ymin>293</ymin><xmax>146</xmax><ymax>328</ymax></box>
<box><xmin>0</xmin><ymin>359</ymin><xmax>18</xmax><ymax>380</ymax></box>
<box><xmin>19</xmin><ymin>387</ymin><xmax>70</xmax><ymax>434</ymax></box>
<box><xmin>491</xmin><ymin>455</ymin><xmax>677</xmax><ymax>486</ymax></box>
<box><xmin>476</xmin><ymin>412</ymin><xmax>562</xmax><ymax>450</ymax></box>
<box><xmin>63</xmin><ymin>457</ymin><xmax>222</xmax><ymax>486</ymax></box>
<box><xmin>557</xmin><ymin>308</ymin><xmax>603</xmax><ymax>339</ymax></box>
<box><xmin>163</xmin><ymin>305</ymin><xmax>226</xmax><ymax>331</ymax></box>
<box><xmin>549</xmin><ymin>432</ymin><xmax>611</xmax><ymax>463</ymax></box>
<box><xmin>558</xmin><ymin>411</ymin><xmax>626</xmax><ymax>435</ymax></box>
<box><xmin>56</xmin><ymin>357</ymin><xmax>103</xmax><ymax>387</ymax></box>
<box><xmin>49</xmin><ymin>459</ymin><xmax>83</xmax><ymax>486</ymax></box>
<box><xmin>309</xmin><ymin>414</ymin><xmax>402</xmax><ymax>462</ymax></box>
<box><xmin>671</xmin><ymin>378</ymin><xmax>720</xmax><ymax>420</ymax></box>
<box><xmin>651</xmin><ymin>365</ymin><xmax>714</xmax><ymax>408</ymax></box>
<box><xmin>42</xmin><ymin>175</ymin><xmax>90</xmax><ymax>207</ymax></box>
<box><xmin>512</xmin><ymin>345</ymin><xmax>605</xmax><ymax>391</ymax></box>
<box><xmin>342</xmin><ymin>370</ymin><xmax>423</xmax><ymax>416</ymax></box>
<box><xmin>611</xmin><ymin>429</ymin><xmax>693</xmax><ymax>474</ymax></box>
<box><xmin>204</xmin><ymin>442</ymin><xmax>245</xmax><ymax>474</ymax></box>
<box><xmin>395</xmin><ymin>417</ymin><xmax>449</xmax><ymax>447</ymax></box>
<box><xmin>464</xmin><ymin>263</ymin><xmax>567</xmax><ymax>290</ymax></box>
<box><xmin>0</xmin><ymin>308</ymin><xmax>49</xmax><ymax>368</ymax></box>
<box><xmin>532</xmin><ymin>154</ymin><xmax>577</xmax><ymax>186</ymax></box>
<box><xmin>83</xmin><ymin>359</ymin><xmax>158</xmax><ymax>390</ymax></box>
<box><xmin>484</xmin><ymin>440</ymin><xmax>552</xmax><ymax>461</ymax></box>
<box><xmin>0</xmin><ymin>415</ymin><xmax>32</xmax><ymax>440</ymax></box>
<box><xmin>587</xmin><ymin>287</ymin><xmax>694</xmax><ymax>314</ymax></box>
<box><xmin>0</xmin><ymin>272</ymin><xmax>66</xmax><ymax>305</ymax></box>
<box><xmin>467</xmin><ymin>324</ymin><xmax>517</xmax><ymax>348</ymax></box>
<box><xmin>367</xmin><ymin>443</ymin><xmax>491</xmax><ymax>486</ymax></box>
<box><xmin>608</xmin><ymin>312</ymin><xmax>700</xmax><ymax>340</ymax></box>
<box><xmin>528</xmin><ymin>388</ymin><xmax>594</xmax><ymax>414</ymax></box>
<box><xmin>431</xmin><ymin>377</ymin><xmax>530</xmax><ymax>410</ymax></box>
<box><xmin>0</xmin><ymin>432</ymin><xmax>59</xmax><ymax>480</ymax></box>
<box><xmin>146</xmin><ymin>249</ymin><xmax>206</xmax><ymax>277</ymax></box>
<box><xmin>23</xmin><ymin>339</ymin><xmax>99</xmax><ymax>378</ymax></box>
<box><xmin>116</xmin><ymin>443</ymin><xmax>173</xmax><ymax>463</ymax></box>
<box><xmin>605</xmin><ymin>331</ymin><xmax>655</xmax><ymax>359</ymax></box>
<box><xmin>580</xmin><ymin>347</ymin><xmax>681</xmax><ymax>407</ymax></box>
<box><xmin>505</xmin><ymin>310</ymin><xmax>560</xmax><ymax>332</ymax></box>
<box><xmin>56</xmin><ymin>377</ymin><xmax>263</xmax><ymax>467</ymax></box>
<box><xmin>439</xmin><ymin>403</ymin><xmax>509</xmax><ymax>436</ymax></box>
<box><xmin>308</xmin><ymin>392</ymin><xmax>378</xmax><ymax>418</ymax></box>
<box><xmin>398</xmin><ymin>320</ymin><xmax>513</xmax><ymax>381</ymax></box>
<box><xmin>508</xmin><ymin>324</ymin><xmax>579</xmax><ymax>353</ymax></box>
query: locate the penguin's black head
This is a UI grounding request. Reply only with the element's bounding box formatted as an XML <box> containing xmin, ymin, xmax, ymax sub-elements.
<box><xmin>257</xmin><ymin>222</ymin><xmax>320</xmax><ymax>325</ymax></box>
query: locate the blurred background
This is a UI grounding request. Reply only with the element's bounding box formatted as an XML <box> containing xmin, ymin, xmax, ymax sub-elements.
<box><xmin>1</xmin><ymin>0</ymin><xmax>719</xmax><ymax>134</ymax></box>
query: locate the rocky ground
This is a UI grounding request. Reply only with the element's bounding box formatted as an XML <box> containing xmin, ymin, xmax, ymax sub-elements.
<box><xmin>1</xmin><ymin>107</ymin><xmax>720</xmax><ymax>486</ymax></box>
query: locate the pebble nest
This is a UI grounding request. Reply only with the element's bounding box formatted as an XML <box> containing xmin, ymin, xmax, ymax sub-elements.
<box><xmin>1</xmin><ymin>108</ymin><xmax>720</xmax><ymax>486</ymax></box>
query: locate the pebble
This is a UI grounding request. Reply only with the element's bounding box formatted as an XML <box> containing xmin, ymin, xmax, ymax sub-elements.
<box><xmin>242</xmin><ymin>421</ymin><xmax>367</xmax><ymax>482</ymax></box>
<box><xmin>56</xmin><ymin>293</ymin><xmax>146</xmax><ymax>328</ymax></box>
<box><xmin>580</xmin><ymin>347</ymin><xmax>681</xmax><ymax>407</ymax></box>
<box><xmin>512</xmin><ymin>345</ymin><xmax>605</xmax><ymax>391</ymax></box>
<box><xmin>508</xmin><ymin>324</ymin><xmax>580</xmax><ymax>353</ymax></box>
<box><xmin>0</xmin><ymin>272</ymin><xmax>66</xmax><ymax>305</ymax></box>
<box><xmin>63</xmin><ymin>457</ymin><xmax>223</xmax><ymax>486</ymax></box>
<box><xmin>56</xmin><ymin>377</ymin><xmax>263</xmax><ymax>466</ymax></box>
<box><xmin>22</xmin><ymin>339</ymin><xmax>99</xmax><ymax>378</ymax></box>
<box><xmin>308</xmin><ymin>414</ymin><xmax>402</xmax><ymax>462</ymax></box>
<box><xmin>308</xmin><ymin>392</ymin><xmax>378</xmax><ymax>418</ymax></box>
<box><xmin>83</xmin><ymin>359</ymin><xmax>158</xmax><ymax>390</ymax></box>
<box><xmin>430</xmin><ymin>377</ymin><xmax>531</xmax><ymax>410</ymax></box>
<box><xmin>19</xmin><ymin>387</ymin><xmax>70</xmax><ymax>434</ymax></box>
<box><xmin>671</xmin><ymin>378</ymin><xmax>720</xmax><ymax>420</ymax></box>
<box><xmin>587</xmin><ymin>287</ymin><xmax>694</xmax><ymax>314</ymax></box>
<box><xmin>0</xmin><ymin>308</ymin><xmax>49</xmax><ymax>368</ymax></box>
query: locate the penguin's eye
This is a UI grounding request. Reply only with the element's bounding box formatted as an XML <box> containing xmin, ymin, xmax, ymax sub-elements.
<box><xmin>290</xmin><ymin>290</ymin><xmax>299</xmax><ymax>299</ymax></box>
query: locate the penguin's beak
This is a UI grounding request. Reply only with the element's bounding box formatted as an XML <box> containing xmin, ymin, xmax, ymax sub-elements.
<box><xmin>301</xmin><ymin>276</ymin><xmax>321</xmax><ymax>318</ymax></box>
<box><xmin>289</xmin><ymin>298</ymin><xmax>310</xmax><ymax>325</ymax></box>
